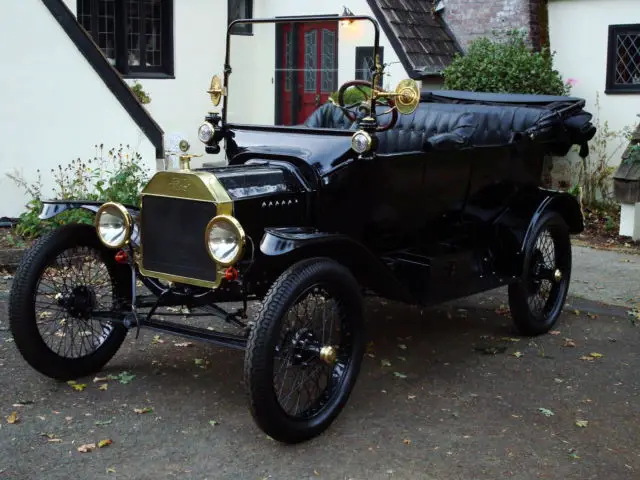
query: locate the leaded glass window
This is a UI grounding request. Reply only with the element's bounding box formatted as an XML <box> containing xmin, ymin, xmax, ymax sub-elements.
<box><xmin>304</xmin><ymin>30</ymin><xmax>318</xmax><ymax>93</ymax></box>
<box><xmin>607</xmin><ymin>24</ymin><xmax>640</xmax><ymax>93</ymax></box>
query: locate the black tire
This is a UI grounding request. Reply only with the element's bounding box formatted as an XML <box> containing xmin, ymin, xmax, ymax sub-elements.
<box><xmin>244</xmin><ymin>258</ymin><xmax>365</xmax><ymax>444</ymax></box>
<box><xmin>9</xmin><ymin>223</ymin><xmax>131</xmax><ymax>380</ymax></box>
<box><xmin>508</xmin><ymin>211</ymin><xmax>572</xmax><ymax>336</ymax></box>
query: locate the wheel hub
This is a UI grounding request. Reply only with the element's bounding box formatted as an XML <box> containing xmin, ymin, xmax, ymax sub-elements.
<box><xmin>61</xmin><ymin>286</ymin><xmax>96</xmax><ymax>319</ymax></box>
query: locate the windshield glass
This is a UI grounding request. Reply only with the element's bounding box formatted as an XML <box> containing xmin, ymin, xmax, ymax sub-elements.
<box><xmin>224</xmin><ymin>18</ymin><xmax>380</xmax><ymax>130</ymax></box>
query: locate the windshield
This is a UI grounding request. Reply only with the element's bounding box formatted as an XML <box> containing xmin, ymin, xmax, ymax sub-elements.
<box><xmin>223</xmin><ymin>16</ymin><xmax>381</xmax><ymax>130</ymax></box>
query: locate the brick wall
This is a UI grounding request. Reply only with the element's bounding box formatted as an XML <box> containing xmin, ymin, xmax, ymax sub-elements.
<box><xmin>442</xmin><ymin>0</ymin><xmax>547</xmax><ymax>51</ymax></box>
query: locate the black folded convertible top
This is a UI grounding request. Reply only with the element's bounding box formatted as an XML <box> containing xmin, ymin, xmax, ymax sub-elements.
<box><xmin>421</xmin><ymin>90</ymin><xmax>585</xmax><ymax>108</ymax></box>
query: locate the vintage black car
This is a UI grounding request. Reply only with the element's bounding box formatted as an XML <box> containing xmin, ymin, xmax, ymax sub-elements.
<box><xmin>9</xmin><ymin>15</ymin><xmax>596</xmax><ymax>443</ymax></box>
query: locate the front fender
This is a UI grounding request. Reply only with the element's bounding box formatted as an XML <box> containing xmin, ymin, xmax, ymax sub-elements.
<box><xmin>39</xmin><ymin>200</ymin><xmax>141</xmax><ymax>247</ymax></box>
<box><xmin>39</xmin><ymin>200</ymin><xmax>139</xmax><ymax>220</ymax></box>
<box><xmin>260</xmin><ymin>227</ymin><xmax>414</xmax><ymax>303</ymax></box>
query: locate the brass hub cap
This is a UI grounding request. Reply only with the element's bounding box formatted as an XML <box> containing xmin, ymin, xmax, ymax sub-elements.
<box><xmin>553</xmin><ymin>268</ymin><xmax>562</xmax><ymax>282</ymax></box>
<box><xmin>319</xmin><ymin>345</ymin><xmax>337</xmax><ymax>365</ymax></box>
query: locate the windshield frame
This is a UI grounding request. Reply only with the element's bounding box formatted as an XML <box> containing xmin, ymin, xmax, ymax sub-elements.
<box><xmin>222</xmin><ymin>14</ymin><xmax>381</xmax><ymax>130</ymax></box>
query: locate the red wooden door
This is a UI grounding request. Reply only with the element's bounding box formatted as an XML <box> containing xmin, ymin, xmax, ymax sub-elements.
<box><xmin>278</xmin><ymin>21</ymin><xmax>338</xmax><ymax>125</ymax></box>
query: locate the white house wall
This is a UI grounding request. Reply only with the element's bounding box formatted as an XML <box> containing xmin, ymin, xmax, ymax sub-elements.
<box><xmin>549</xmin><ymin>0</ymin><xmax>640</xmax><ymax>168</ymax></box>
<box><xmin>0</xmin><ymin>0</ymin><xmax>157</xmax><ymax>218</ymax></box>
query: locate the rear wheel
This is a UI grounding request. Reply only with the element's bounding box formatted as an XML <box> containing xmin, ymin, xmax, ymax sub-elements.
<box><xmin>9</xmin><ymin>223</ymin><xmax>131</xmax><ymax>380</ymax></box>
<box><xmin>508</xmin><ymin>212</ymin><xmax>572</xmax><ymax>336</ymax></box>
<box><xmin>244</xmin><ymin>258</ymin><xmax>365</xmax><ymax>443</ymax></box>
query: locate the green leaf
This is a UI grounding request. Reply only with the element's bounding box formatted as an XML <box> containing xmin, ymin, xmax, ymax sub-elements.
<box><xmin>209</xmin><ymin>420</ymin><xmax>219</xmax><ymax>427</ymax></box>
<box><xmin>393</xmin><ymin>372</ymin><xmax>407</xmax><ymax>379</ymax></box>
<box><xmin>575</xmin><ymin>420</ymin><xmax>588</xmax><ymax>428</ymax></box>
<box><xmin>538</xmin><ymin>407</ymin><xmax>554</xmax><ymax>417</ymax></box>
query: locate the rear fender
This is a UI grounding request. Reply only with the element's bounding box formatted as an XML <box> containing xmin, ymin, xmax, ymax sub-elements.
<box><xmin>491</xmin><ymin>188</ymin><xmax>583</xmax><ymax>276</ymax></box>
<box><xmin>260</xmin><ymin>227</ymin><xmax>414</xmax><ymax>303</ymax></box>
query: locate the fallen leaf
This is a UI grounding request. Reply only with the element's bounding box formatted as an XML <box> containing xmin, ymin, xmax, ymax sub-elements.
<box><xmin>209</xmin><ymin>420</ymin><xmax>219</xmax><ymax>427</ymax></box>
<box><xmin>586</xmin><ymin>312</ymin><xmax>599</xmax><ymax>319</ymax></box>
<box><xmin>313</xmin><ymin>470</ymin><xmax>320</xmax><ymax>476</ymax></box>
<box><xmin>511</xmin><ymin>351</ymin><xmax>523</xmax><ymax>358</ymax></box>
<box><xmin>495</xmin><ymin>305</ymin><xmax>510</xmax><ymax>316</ymax></box>
<box><xmin>6</xmin><ymin>411</ymin><xmax>19</xmax><ymax>424</ymax></box>
<box><xmin>13</xmin><ymin>400</ymin><xmax>34</xmax><ymax>406</ymax></box>
<box><xmin>393</xmin><ymin>372</ymin><xmax>407</xmax><ymax>379</ymax></box>
<box><xmin>568</xmin><ymin>448</ymin><xmax>580</xmax><ymax>459</ymax></box>
<box><xmin>93</xmin><ymin>376</ymin><xmax>109</xmax><ymax>383</ymax></box>
<box><xmin>589</xmin><ymin>352</ymin><xmax>603</xmax><ymax>359</ymax></box>
<box><xmin>48</xmin><ymin>438</ymin><xmax>63</xmax><ymax>443</ymax></box>
<box><xmin>563</xmin><ymin>338</ymin><xmax>576</xmax><ymax>348</ymax></box>
<box><xmin>194</xmin><ymin>358</ymin><xmax>204</xmax><ymax>365</ymax></box>
<box><xmin>67</xmin><ymin>381</ymin><xmax>87</xmax><ymax>392</ymax></box>
<box><xmin>174</xmin><ymin>342</ymin><xmax>193</xmax><ymax>348</ymax></box>
<box><xmin>77</xmin><ymin>443</ymin><xmax>96</xmax><ymax>453</ymax></box>
<box><xmin>380</xmin><ymin>359</ymin><xmax>391</xmax><ymax>367</ymax></box>
<box><xmin>95</xmin><ymin>420</ymin><xmax>112</xmax><ymax>426</ymax></box>
<box><xmin>398</xmin><ymin>344</ymin><xmax>407</xmax><ymax>350</ymax></box>
<box><xmin>500</xmin><ymin>337</ymin><xmax>520</xmax><ymax>343</ymax></box>
<box><xmin>397</xmin><ymin>356</ymin><xmax>406</xmax><ymax>362</ymax></box>
<box><xmin>550</xmin><ymin>330</ymin><xmax>561</xmax><ymax>336</ymax></box>
<box><xmin>134</xmin><ymin>407</ymin><xmax>153</xmax><ymax>414</ymax></box>
<box><xmin>573</xmin><ymin>309</ymin><xmax>581</xmax><ymax>316</ymax></box>
<box><xmin>408</xmin><ymin>394</ymin><xmax>416</xmax><ymax>400</ymax></box>
<box><xmin>575</xmin><ymin>420</ymin><xmax>588</xmax><ymax>428</ymax></box>
<box><xmin>152</xmin><ymin>335</ymin><xmax>164</xmax><ymax>344</ymax></box>
<box><xmin>115</xmin><ymin>371</ymin><xmax>136</xmax><ymax>384</ymax></box>
<box><xmin>554</xmin><ymin>378</ymin><xmax>564</xmax><ymax>383</ymax></box>
<box><xmin>580</xmin><ymin>355</ymin><xmax>594</xmax><ymax>361</ymax></box>
<box><xmin>538</xmin><ymin>408</ymin><xmax>554</xmax><ymax>417</ymax></box>
<box><xmin>403</xmin><ymin>439</ymin><xmax>412</xmax><ymax>445</ymax></box>
<box><xmin>98</xmin><ymin>383</ymin><xmax>108</xmax><ymax>391</ymax></box>
<box><xmin>106</xmin><ymin>467</ymin><xmax>116</xmax><ymax>474</ymax></box>
<box><xmin>98</xmin><ymin>439</ymin><xmax>113</xmax><ymax>448</ymax></box>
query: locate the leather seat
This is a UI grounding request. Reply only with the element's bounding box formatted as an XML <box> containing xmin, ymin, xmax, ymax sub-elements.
<box><xmin>303</xmin><ymin>103</ymin><xmax>358</xmax><ymax>130</ymax></box>
<box><xmin>375</xmin><ymin>102</ymin><xmax>550</xmax><ymax>154</ymax></box>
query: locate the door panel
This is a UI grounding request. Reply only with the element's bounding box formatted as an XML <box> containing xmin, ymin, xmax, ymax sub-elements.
<box><xmin>278</xmin><ymin>21</ymin><xmax>338</xmax><ymax>126</ymax></box>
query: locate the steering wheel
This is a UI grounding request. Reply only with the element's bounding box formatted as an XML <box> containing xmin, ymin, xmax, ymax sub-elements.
<box><xmin>337</xmin><ymin>80</ymin><xmax>398</xmax><ymax>132</ymax></box>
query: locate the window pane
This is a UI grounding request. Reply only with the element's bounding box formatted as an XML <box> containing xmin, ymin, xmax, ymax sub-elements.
<box><xmin>78</xmin><ymin>0</ymin><xmax>92</xmax><ymax>32</ymax></box>
<box><xmin>98</xmin><ymin>0</ymin><xmax>116</xmax><ymax>65</ymax></box>
<box><xmin>615</xmin><ymin>31</ymin><xmax>640</xmax><ymax>85</ymax></box>
<box><xmin>127</xmin><ymin>0</ymin><xmax>141</xmax><ymax>66</ymax></box>
<box><xmin>229</xmin><ymin>0</ymin><xmax>251</xmax><ymax>34</ymax></box>
<box><xmin>320</xmin><ymin>29</ymin><xmax>336</xmax><ymax>93</ymax></box>
<box><xmin>144</xmin><ymin>0</ymin><xmax>162</xmax><ymax>67</ymax></box>
<box><xmin>304</xmin><ymin>30</ymin><xmax>317</xmax><ymax>93</ymax></box>
<box><xmin>284</xmin><ymin>30</ymin><xmax>293</xmax><ymax>92</ymax></box>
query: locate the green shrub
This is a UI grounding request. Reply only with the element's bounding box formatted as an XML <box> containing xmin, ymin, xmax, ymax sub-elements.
<box><xmin>7</xmin><ymin>144</ymin><xmax>150</xmax><ymax>239</ymax></box>
<box><xmin>443</xmin><ymin>29</ymin><xmax>571</xmax><ymax>95</ymax></box>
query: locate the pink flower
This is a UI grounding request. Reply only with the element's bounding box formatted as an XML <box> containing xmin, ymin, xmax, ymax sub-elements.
<box><xmin>566</xmin><ymin>78</ymin><xmax>578</xmax><ymax>86</ymax></box>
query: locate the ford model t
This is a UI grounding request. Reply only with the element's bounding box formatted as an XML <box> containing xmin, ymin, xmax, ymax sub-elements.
<box><xmin>9</xmin><ymin>15</ymin><xmax>596</xmax><ymax>443</ymax></box>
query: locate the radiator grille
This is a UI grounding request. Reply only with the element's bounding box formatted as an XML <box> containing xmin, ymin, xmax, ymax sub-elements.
<box><xmin>140</xmin><ymin>196</ymin><xmax>218</xmax><ymax>283</ymax></box>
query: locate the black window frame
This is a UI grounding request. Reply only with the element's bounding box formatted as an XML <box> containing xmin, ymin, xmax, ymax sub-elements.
<box><xmin>228</xmin><ymin>0</ymin><xmax>253</xmax><ymax>36</ymax></box>
<box><xmin>77</xmin><ymin>0</ymin><xmax>174</xmax><ymax>79</ymax></box>
<box><xmin>606</xmin><ymin>23</ymin><xmax>640</xmax><ymax>94</ymax></box>
<box><xmin>355</xmin><ymin>46</ymin><xmax>384</xmax><ymax>87</ymax></box>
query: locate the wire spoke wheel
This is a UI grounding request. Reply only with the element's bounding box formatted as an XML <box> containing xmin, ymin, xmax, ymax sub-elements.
<box><xmin>245</xmin><ymin>258</ymin><xmax>365</xmax><ymax>444</ymax></box>
<box><xmin>509</xmin><ymin>212</ymin><xmax>571</xmax><ymax>336</ymax></box>
<box><xmin>272</xmin><ymin>284</ymin><xmax>352</xmax><ymax>419</ymax></box>
<box><xmin>34</xmin><ymin>245</ymin><xmax>117</xmax><ymax>359</ymax></box>
<box><xmin>9</xmin><ymin>224</ymin><xmax>130</xmax><ymax>380</ymax></box>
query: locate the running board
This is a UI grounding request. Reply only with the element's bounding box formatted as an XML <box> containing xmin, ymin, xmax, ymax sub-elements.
<box><xmin>139</xmin><ymin>318</ymin><xmax>248</xmax><ymax>350</ymax></box>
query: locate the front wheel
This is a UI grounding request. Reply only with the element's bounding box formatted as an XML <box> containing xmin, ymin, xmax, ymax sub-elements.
<box><xmin>9</xmin><ymin>223</ymin><xmax>131</xmax><ymax>380</ymax></box>
<box><xmin>244</xmin><ymin>258</ymin><xmax>365</xmax><ymax>443</ymax></box>
<box><xmin>508</xmin><ymin>212</ymin><xmax>572</xmax><ymax>336</ymax></box>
